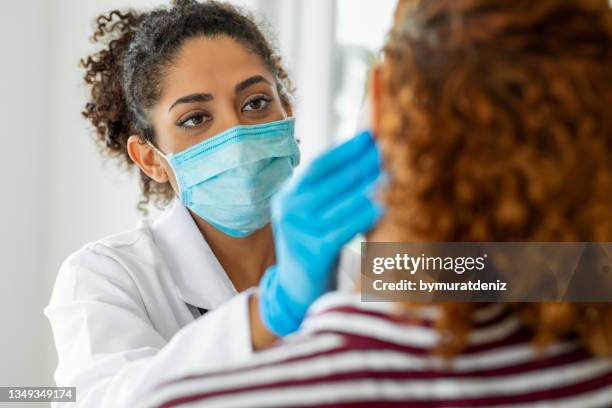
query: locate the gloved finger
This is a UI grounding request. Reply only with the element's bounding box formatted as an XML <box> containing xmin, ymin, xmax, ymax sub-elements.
<box><xmin>317</xmin><ymin>171</ymin><xmax>383</xmax><ymax>225</ymax></box>
<box><xmin>323</xmin><ymin>198</ymin><xmax>385</xmax><ymax>246</ymax></box>
<box><xmin>299</xmin><ymin>141</ymin><xmax>381</xmax><ymax>212</ymax></box>
<box><xmin>274</xmin><ymin>143</ymin><xmax>379</xmax><ymax>217</ymax></box>
<box><xmin>298</xmin><ymin>130</ymin><xmax>376</xmax><ymax>186</ymax></box>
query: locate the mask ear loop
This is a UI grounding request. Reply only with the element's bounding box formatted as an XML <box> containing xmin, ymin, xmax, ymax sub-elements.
<box><xmin>145</xmin><ymin>139</ymin><xmax>167</xmax><ymax>158</ymax></box>
<box><xmin>145</xmin><ymin>140</ymin><xmax>184</xmax><ymax>202</ymax></box>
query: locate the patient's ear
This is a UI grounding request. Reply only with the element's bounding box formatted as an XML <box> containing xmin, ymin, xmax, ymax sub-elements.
<box><xmin>369</xmin><ymin>65</ymin><xmax>382</xmax><ymax>136</ymax></box>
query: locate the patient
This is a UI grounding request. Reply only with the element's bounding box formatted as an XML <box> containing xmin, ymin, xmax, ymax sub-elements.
<box><xmin>142</xmin><ymin>0</ymin><xmax>612</xmax><ymax>406</ymax></box>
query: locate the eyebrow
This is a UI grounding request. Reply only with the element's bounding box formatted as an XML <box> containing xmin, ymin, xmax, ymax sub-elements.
<box><xmin>168</xmin><ymin>75</ymin><xmax>272</xmax><ymax>112</ymax></box>
<box><xmin>235</xmin><ymin>75</ymin><xmax>272</xmax><ymax>94</ymax></box>
<box><xmin>168</xmin><ymin>93</ymin><xmax>213</xmax><ymax>112</ymax></box>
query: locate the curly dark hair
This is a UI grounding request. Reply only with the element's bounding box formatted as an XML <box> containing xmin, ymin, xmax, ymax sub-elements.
<box><xmin>379</xmin><ymin>0</ymin><xmax>612</xmax><ymax>356</ymax></box>
<box><xmin>80</xmin><ymin>0</ymin><xmax>293</xmax><ymax>213</ymax></box>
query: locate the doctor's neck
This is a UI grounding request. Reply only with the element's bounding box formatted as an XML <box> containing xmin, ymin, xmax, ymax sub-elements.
<box><xmin>189</xmin><ymin>209</ymin><xmax>275</xmax><ymax>292</ymax></box>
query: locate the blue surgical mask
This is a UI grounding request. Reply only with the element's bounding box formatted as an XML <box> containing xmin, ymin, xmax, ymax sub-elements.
<box><xmin>149</xmin><ymin>118</ymin><xmax>300</xmax><ymax>237</ymax></box>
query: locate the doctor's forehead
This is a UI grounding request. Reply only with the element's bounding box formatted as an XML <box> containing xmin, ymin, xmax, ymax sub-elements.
<box><xmin>157</xmin><ymin>35</ymin><xmax>276</xmax><ymax>102</ymax></box>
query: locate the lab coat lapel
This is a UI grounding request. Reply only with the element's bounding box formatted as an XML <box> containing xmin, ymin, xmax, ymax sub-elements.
<box><xmin>151</xmin><ymin>200</ymin><xmax>239</xmax><ymax>311</ymax></box>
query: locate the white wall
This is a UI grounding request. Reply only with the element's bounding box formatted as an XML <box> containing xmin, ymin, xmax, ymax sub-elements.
<box><xmin>0</xmin><ymin>0</ymin><xmax>52</xmax><ymax>398</ymax></box>
<box><xmin>252</xmin><ymin>0</ymin><xmax>338</xmax><ymax>167</ymax></box>
<box><xmin>0</xmin><ymin>2</ymin><xmax>164</xmax><ymax>406</ymax></box>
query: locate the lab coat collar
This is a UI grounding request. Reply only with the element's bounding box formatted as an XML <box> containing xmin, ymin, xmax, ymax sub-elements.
<box><xmin>151</xmin><ymin>200</ymin><xmax>239</xmax><ymax>311</ymax></box>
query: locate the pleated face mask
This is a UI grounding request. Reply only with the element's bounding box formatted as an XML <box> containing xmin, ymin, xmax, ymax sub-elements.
<box><xmin>149</xmin><ymin>118</ymin><xmax>300</xmax><ymax>237</ymax></box>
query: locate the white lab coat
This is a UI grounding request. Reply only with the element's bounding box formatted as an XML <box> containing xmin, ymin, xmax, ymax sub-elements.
<box><xmin>44</xmin><ymin>199</ymin><xmax>359</xmax><ymax>408</ymax></box>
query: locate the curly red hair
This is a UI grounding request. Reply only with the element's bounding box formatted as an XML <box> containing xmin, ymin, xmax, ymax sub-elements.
<box><xmin>377</xmin><ymin>0</ymin><xmax>612</xmax><ymax>356</ymax></box>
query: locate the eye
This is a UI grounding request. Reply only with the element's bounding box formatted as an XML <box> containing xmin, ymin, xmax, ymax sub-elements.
<box><xmin>177</xmin><ymin>112</ymin><xmax>210</xmax><ymax>128</ymax></box>
<box><xmin>242</xmin><ymin>94</ymin><xmax>272</xmax><ymax>112</ymax></box>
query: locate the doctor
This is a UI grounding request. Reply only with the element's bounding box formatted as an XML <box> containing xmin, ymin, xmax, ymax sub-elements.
<box><xmin>44</xmin><ymin>1</ymin><xmax>383</xmax><ymax>407</ymax></box>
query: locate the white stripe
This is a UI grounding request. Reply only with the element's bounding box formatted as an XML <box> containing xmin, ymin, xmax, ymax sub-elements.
<box><xmin>162</xmin><ymin>372</ymin><xmax>612</xmax><ymax>408</ymax></box>
<box><xmin>302</xmin><ymin>311</ymin><xmax>438</xmax><ymax>346</ymax></box>
<box><xmin>301</xmin><ymin>311</ymin><xmax>522</xmax><ymax>347</ymax></box>
<box><xmin>237</xmin><ymin>332</ymin><xmax>344</xmax><ymax>367</ymax></box>
<box><xmin>451</xmin><ymin>341</ymin><xmax>577</xmax><ymax>370</ymax></box>
<box><xmin>306</xmin><ymin>292</ymin><xmax>395</xmax><ymax>316</ymax></box>
<box><xmin>141</xmin><ymin>347</ymin><xmax>611</xmax><ymax>408</ymax></box>
<box><xmin>468</xmin><ymin>315</ymin><xmax>522</xmax><ymax>344</ymax></box>
<box><xmin>485</xmin><ymin>385</ymin><xmax>612</xmax><ymax>408</ymax></box>
<box><xmin>387</xmin><ymin>303</ymin><xmax>507</xmax><ymax>323</ymax></box>
<box><xmin>473</xmin><ymin>303</ymin><xmax>507</xmax><ymax>323</ymax></box>
<box><xmin>306</xmin><ymin>292</ymin><xmax>507</xmax><ymax>324</ymax></box>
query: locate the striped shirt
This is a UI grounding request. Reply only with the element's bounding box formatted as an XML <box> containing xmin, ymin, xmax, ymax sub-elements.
<box><xmin>143</xmin><ymin>292</ymin><xmax>612</xmax><ymax>408</ymax></box>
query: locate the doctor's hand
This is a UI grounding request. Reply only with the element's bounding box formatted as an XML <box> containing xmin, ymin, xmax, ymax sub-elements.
<box><xmin>256</xmin><ymin>130</ymin><xmax>385</xmax><ymax>338</ymax></box>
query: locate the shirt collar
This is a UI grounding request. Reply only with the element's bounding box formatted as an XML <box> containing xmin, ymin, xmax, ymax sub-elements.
<box><xmin>150</xmin><ymin>200</ymin><xmax>239</xmax><ymax>310</ymax></box>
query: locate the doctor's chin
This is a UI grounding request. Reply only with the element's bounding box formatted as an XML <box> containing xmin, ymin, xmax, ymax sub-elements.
<box><xmin>4</xmin><ymin>0</ymin><xmax>612</xmax><ymax>407</ymax></box>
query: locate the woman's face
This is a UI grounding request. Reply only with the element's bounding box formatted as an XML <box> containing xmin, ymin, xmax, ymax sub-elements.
<box><xmin>128</xmin><ymin>35</ymin><xmax>290</xmax><ymax>190</ymax></box>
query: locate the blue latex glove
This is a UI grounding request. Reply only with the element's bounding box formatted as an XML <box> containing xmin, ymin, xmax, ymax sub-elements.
<box><xmin>258</xmin><ymin>130</ymin><xmax>385</xmax><ymax>336</ymax></box>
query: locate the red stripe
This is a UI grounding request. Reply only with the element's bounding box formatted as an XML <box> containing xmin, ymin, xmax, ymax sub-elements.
<box><xmin>155</xmin><ymin>335</ymin><xmax>596</xmax><ymax>406</ymax></box>
<box><xmin>307</xmin><ymin>304</ymin><xmax>510</xmax><ymax>329</ymax></box>
<box><xmin>154</xmin><ymin>305</ymin><xmax>607</xmax><ymax>408</ymax></box>
<box><xmin>155</xmin><ymin>332</ymin><xmax>433</xmax><ymax>388</ymax></box>
<box><xmin>158</xmin><ymin>361</ymin><xmax>612</xmax><ymax>408</ymax></box>
<box><xmin>272</xmin><ymin>332</ymin><xmax>586</xmax><ymax>378</ymax></box>
<box><xmin>156</xmin><ymin>333</ymin><xmax>345</xmax><ymax>387</ymax></box>
<box><xmin>158</xmin><ymin>325</ymin><xmax>560</xmax><ymax>389</ymax></box>
<box><xmin>308</xmin><ymin>325</ymin><xmax>536</xmax><ymax>355</ymax></box>
<box><xmin>304</xmin><ymin>307</ymin><xmax>577</xmax><ymax>355</ymax></box>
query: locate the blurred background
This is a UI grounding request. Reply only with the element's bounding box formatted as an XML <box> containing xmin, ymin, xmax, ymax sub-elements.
<box><xmin>0</xmin><ymin>0</ymin><xmax>396</xmax><ymax>406</ymax></box>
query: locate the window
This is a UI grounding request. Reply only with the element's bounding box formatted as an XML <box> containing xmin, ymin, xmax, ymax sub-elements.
<box><xmin>237</xmin><ymin>0</ymin><xmax>396</xmax><ymax>162</ymax></box>
<box><xmin>333</xmin><ymin>0</ymin><xmax>397</xmax><ymax>140</ymax></box>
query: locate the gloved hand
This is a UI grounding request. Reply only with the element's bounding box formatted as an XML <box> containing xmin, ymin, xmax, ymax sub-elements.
<box><xmin>258</xmin><ymin>130</ymin><xmax>385</xmax><ymax>336</ymax></box>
